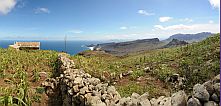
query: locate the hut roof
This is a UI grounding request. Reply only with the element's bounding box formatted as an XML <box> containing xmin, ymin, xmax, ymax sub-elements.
<box><xmin>15</xmin><ymin>42</ymin><xmax>40</xmax><ymax>47</ymax></box>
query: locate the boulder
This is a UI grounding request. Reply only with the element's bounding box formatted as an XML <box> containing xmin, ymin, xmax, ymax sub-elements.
<box><xmin>202</xmin><ymin>80</ymin><xmax>214</xmax><ymax>95</ymax></box>
<box><xmin>74</xmin><ymin>77</ymin><xmax>83</xmax><ymax>85</ymax></box>
<box><xmin>131</xmin><ymin>93</ymin><xmax>140</xmax><ymax>99</ymax></box>
<box><xmin>187</xmin><ymin>97</ymin><xmax>201</xmax><ymax>106</ymax></box>
<box><xmin>139</xmin><ymin>99</ymin><xmax>151</xmax><ymax>106</ymax></box>
<box><xmin>211</xmin><ymin>93</ymin><xmax>219</xmax><ymax>103</ymax></box>
<box><xmin>159</xmin><ymin>97</ymin><xmax>171</xmax><ymax>106</ymax></box>
<box><xmin>204</xmin><ymin>101</ymin><xmax>218</xmax><ymax>106</ymax></box>
<box><xmin>150</xmin><ymin>98</ymin><xmax>157</xmax><ymax>106</ymax></box>
<box><xmin>138</xmin><ymin>92</ymin><xmax>149</xmax><ymax>101</ymax></box>
<box><xmin>118</xmin><ymin>97</ymin><xmax>131</xmax><ymax>106</ymax></box>
<box><xmin>213</xmin><ymin>83</ymin><xmax>220</xmax><ymax>97</ymax></box>
<box><xmin>107</xmin><ymin>86</ymin><xmax>117</xmax><ymax>95</ymax></box>
<box><xmin>193</xmin><ymin>84</ymin><xmax>209</xmax><ymax>102</ymax></box>
<box><xmin>89</xmin><ymin>96</ymin><xmax>106</xmax><ymax>106</ymax></box>
<box><xmin>171</xmin><ymin>90</ymin><xmax>187</xmax><ymax>106</ymax></box>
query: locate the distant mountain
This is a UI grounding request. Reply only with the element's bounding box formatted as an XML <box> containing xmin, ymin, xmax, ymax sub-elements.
<box><xmin>162</xmin><ymin>39</ymin><xmax>188</xmax><ymax>48</ymax></box>
<box><xmin>93</xmin><ymin>38</ymin><xmax>165</xmax><ymax>56</ymax></box>
<box><xmin>165</xmin><ymin>32</ymin><xmax>213</xmax><ymax>43</ymax></box>
<box><xmin>88</xmin><ymin>32</ymin><xmax>214</xmax><ymax>56</ymax></box>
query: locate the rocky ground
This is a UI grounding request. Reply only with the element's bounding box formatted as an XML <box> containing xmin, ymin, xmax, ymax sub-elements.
<box><xmin>42</xmin><ymin>53</ymin><xmax>220</xmax><ymax>106</ymax></box>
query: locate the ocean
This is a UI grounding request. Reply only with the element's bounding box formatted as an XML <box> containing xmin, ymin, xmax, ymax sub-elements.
<box><xmin>0</xmin><ymin>40</ymin><xmax>102</xmax><ymax>55</ymax></box>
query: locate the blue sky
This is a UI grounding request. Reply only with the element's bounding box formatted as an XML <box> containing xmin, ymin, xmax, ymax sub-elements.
<box><xmin>0</xmin><ymin>0</ymin><xmax>220</xmax><ymax>40</ymax></box>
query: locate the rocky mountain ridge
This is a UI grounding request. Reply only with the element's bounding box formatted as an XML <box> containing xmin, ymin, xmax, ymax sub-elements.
<box><xmin>89</xmin><ymin>32</ymin><xmax>212</xmax><ymax>56</ymax></box>
<box><xmin>165</xmin><ymin>32</ymin><xmax>213</xmax><ymax>43</ymax></box>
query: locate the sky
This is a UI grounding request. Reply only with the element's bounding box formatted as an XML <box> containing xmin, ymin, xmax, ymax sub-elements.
<box><xmin>0</xmin><ymin>0</ymin><xmax>220</xmax><ymax>40</ymax></box>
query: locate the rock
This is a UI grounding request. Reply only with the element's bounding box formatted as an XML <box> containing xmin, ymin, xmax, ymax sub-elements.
<box><xmin>101</xmin><ymin>94</ymin><xmax>107</xmax><ymax>101</ymax></box>
<box><xmin>112</xmin><ymin>92</ymin><xmax>121</xmax><ymax>103</ymax></box>
<box><xmin>39</xmin><ymin>72</ymin><xmax>48</xmax><ymax>79</ymax></box>
<box><xmin>144</xmin><ymin>67</ymin><xmax>151</xmax><ymax>72</ymax></box>
<box><xmin>92</xmin><ymin>90</ymin><xmax>101</xmax><ymax>97</ymax></box>
<box><xmin>150</xmin><ymin>98</ymin><xmax>157</xmax><ymax>106</ymax></box>
<box><xmin>213</xmin><ymin>74</ymin><xmax>220</xmax><ymax>83</ymax></box>
<box><xmin>122</xmin><ymin>70</ymin><xmax>133</xmax><ymax>76</ymax></box>
<box><xmin>72</xmin><ymin>85</ymin><xmax>79</xmax><ymax>93</ymax></box>
<box><xmin>68</xmin><ymin>89</ymin><xmax>73</xmax><ymax>95</ymax></box>
<box><xmin>213</xmin><ymin>83</ymin><xmax>220</xmax><ymax>97</ymax></box>
<box><xmin>138</xmin><ymin>92</ymin><xmax>149</xmax><ymax>101</ymax></box>
<box><xmin>153</xmin><ymin>96</ymin><xmax>165</xmax><ymax>106</ymax></box>
<box><xmin>107</xmin><ymin>86</ymin><xmax>116</xmax><ymax>95</ymax></box>
<box><xmin>202</xmin><ymin>80</ymin><xmax>214</xmax><ymax>95</ymax></box>
<box><xmin>187</xmin><ymin>97</ymin><xmax>201</xmax><ymax>106</ymax></box>
<box><xmin>211</xmin><ymin>93</ymin><xmax>219</xmax><ymax>103</ymax></box>
<box><xmin>79</xmin><ymin>86</ymin><xmax>88</xmax><ymax>95</ymax></box>
<box><xmin>204</xmin><ymin>101</ymin><xmax>218</xmax><ymax>106</ymax></box>
<box><xmin>171</xmin><ymin>90</ymin><xmax>187</xmax><ymax>106</ymax></box>
<box><xmin>160</xmin><ymin>97</ymin><xmax>171</xmax><ymax>106</ymax></box>
<box><xmin>193</xmin><ymin>84</ymin><xmax>209</xmax><ymax>102</ymax></box>
<box><xmin>89</xmin><ymin>96</ymin><xmax>106</xmax><ymax>106</ymax></box>
<box><xmin>131</xmin><ymin>92</ymin><xmax>140</xmax><ymax>99</ymax></box>
<box><xmin>150</xmin><ymin>96</ymin><xmax>171</xmax><ymax>106</ymax></box>
<box><xmin>119</xmin><ymin>73</ymin><xmax>123</xmax><ymax>79</ymax></box>
<box><xmin>83</xmin><ymin>73</ymin><xmax>92</xmax><ymax>78</ymax></box>
<box><xmin>139</xmin><ymin>99</ymin><xmax>151</xmax><ymax>106</ymax></box>
<box><xmin>131</xmin><ymin>97</ymin><xmax>139</xmax><ymax>105</ymax></box>
<box><xmin>88</xmin><ymin>85</ymin><xmax>94</xmax><ymax>91</ymax></box>
<box><xmin>74</xmin><ymin>77</ymin><xmax>83</xmax><ymax>85</ymax></box>
<box><xmin>118</xmin><ymin>97</ymin><xmax>131</xmax><ymax>106</ymax></box>
<box><xmin>171</xmin><ymin>74</ymin><xmax>179</xmax><ymax>82</ymax></box>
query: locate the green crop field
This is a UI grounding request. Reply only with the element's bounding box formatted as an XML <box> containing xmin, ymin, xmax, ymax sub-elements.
<box><xmin>0</xmin><ymin>48</ymin><xmax>58</xmax><ymax>106</ymax></box>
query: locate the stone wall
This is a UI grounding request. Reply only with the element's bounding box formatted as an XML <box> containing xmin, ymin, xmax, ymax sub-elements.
<box><xmin>42</xmin><ymin>53</ymin><xmax>220</xmax><ymax>106</ymax></box>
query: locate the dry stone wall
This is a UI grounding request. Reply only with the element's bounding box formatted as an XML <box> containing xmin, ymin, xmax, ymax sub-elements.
<box><xmin>42</xmin><ymin>53</ymin><xmax>220</xmax><ymax>106</ymax></box>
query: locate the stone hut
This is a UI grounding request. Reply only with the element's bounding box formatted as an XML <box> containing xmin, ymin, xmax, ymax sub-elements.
<box><xmin>9</xmin><ymin>42</ymin><xmax>40</xmax><ymax>50</ymax></box>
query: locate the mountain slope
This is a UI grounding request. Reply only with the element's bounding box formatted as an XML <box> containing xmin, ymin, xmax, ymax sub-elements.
<box><xmin>165</xmin><ymin>32</ymin><xmax>213</xmax><ymax>42</ymax></box>
<box><xmin>162</xmin><ymin>39</ymin><xmax>188</xmax><ymax>48</ymax></box>
<box><xmin>72</xmin><ymin>33</ymin><xmax>220</xmax><ymax>97</ymax></box>
<box><xmin>93</xmin><ymin>38</ymin><xmax>165</xmax><ymax>56</ymax></box>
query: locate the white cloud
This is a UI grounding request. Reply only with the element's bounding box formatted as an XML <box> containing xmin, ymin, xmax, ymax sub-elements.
<box><xmin>68</xmin><ymin>30</ymin><xmax>83</xmax><ymax>34</ymax></box>
<box><xmin>0</xmin><ymin>0</ymin><xmax>17</xmax><ymax>15</ymax></box>
<box><xmin>209</xmin><ymin>20</ymin><xmax>214</xmax><ymax>24</ymax></box>
<box><xmin>154</xmin><ymin>24</ymin><xmax>192</xmax><ymax>30</ymax></box>
<box><xmin>34</xmin><ymin>7</ymin><xmax>50</xmax><ymax>14</ymax></box>
<box><xmin>209</xmin><ymin>0</ymin><xmax>220</xmax><ymax>9</ymax></box>
<box><xmin>120</xmin><ymin>26</ymin><xmax>137</xmax><ymax>30</ymax></box>
<box><xmin>179</xmin><ymin>18</ymin><xmax>193</xmax><ymax>23</ymax></box>
<box><xmin>120</xmin><ymin>26</ymin><xmax>128</xmax><ymax>30</ymax></box>
<box><xmin>137</xmin><ymin>10</ymin><xmax>155</xmax><ymax>16</ymax></box>
<box><xmin>103</xmin><ymin>33</ymin><xmax>156</xmax><ymax>40</ymax></box>
<box><xmin>153</xmin><ymin>23</ymin><xmax>219</xmax><ymax>38</ymax></box>
<box><xmin>159</xmin><ymin>17</ymin><xmax>173</xmax><ymax>22</ymax></box>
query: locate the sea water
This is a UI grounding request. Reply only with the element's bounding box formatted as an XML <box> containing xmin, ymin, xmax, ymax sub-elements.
<box><xmin>0</xmin><ymin>40</ymin><xmax>101</xmax><ymax>55</ymax></box>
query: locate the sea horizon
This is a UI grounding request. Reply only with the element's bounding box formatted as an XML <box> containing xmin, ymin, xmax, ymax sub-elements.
<box><xmin>0</xmin><ymin>40</ymin><xmax>103</xmax><ymax>55</ymax></box>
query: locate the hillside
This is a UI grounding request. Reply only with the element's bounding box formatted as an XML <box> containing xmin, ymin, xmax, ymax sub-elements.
<box><xmin>72</xmin><ymin>33</ymin><xmax>220</xmax><ymax>97</ymax></box>
<box><xmin>0</xmin><ymin>33</ymin><xmax>219</xmax><ymax>105</ymax></box>
<box><xmin>162</xmin><ymin>39</ymin><xmax>188</xmax><ymax>48</ymax></box>
<box><xmin>165</xmin><ymin>32</ymin><xmax>213</xmax><ymax>43</ymax></box>
<box><xmin>90</xmin><ymin>32</ymin><xmax>212</xmax><ymax>56</ymax></box>
<box><xmin>92</xmin><ymin>38</ymin><xmax>165</xmax><ymax>56</ymax></box>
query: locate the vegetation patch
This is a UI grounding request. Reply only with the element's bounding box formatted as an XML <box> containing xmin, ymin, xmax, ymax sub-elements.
<box><xmin>0</xmin><ymin>48</ymin><xmax>58</xmax><ymax>105</ymax></box>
